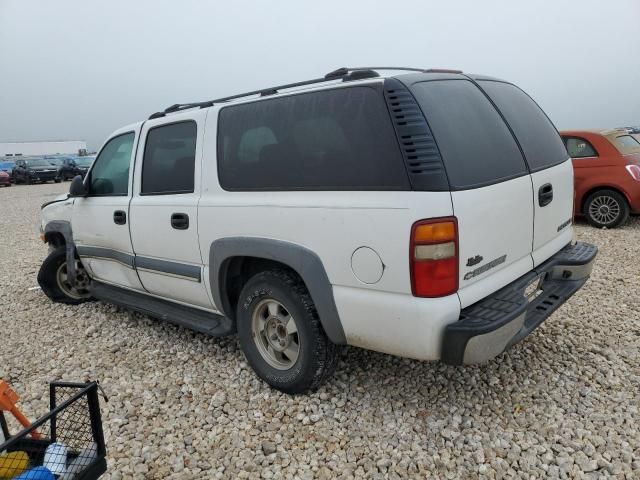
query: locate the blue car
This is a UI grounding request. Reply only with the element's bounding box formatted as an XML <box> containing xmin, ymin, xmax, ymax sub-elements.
<box><xmin>0</xmin><ymin>160</ymin><xmax>16</xmax><ymax>181</ymax></box>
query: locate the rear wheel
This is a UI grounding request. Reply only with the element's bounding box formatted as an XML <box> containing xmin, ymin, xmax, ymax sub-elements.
<box><xmin>38</xmin><ymin>247</ymin><xmax>92</xmax><ymax>304</ymax></box>
<box><xmin>584</xmin><ymin>189</ymin><xmax>629</xmax><ymax>228</ymax></box>
<box><xmin>236</xmin><ymin>269</ymin><xmax>338</xmax><ymax>394</ymax></box>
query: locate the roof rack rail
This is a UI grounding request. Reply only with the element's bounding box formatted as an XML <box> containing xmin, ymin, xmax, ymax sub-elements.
<box><xmin>147</xmin><ymin>66</ymin><xmax>460</xmax><ymax>120</ymax></box>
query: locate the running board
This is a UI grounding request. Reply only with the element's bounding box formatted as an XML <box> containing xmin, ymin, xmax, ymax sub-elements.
<box><xmin>91</xmin><ymin>282</ymin><xmax>235</xmax><ymax>337</ymax></box>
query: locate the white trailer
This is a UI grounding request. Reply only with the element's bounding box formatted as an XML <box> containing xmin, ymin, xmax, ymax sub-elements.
<box><xmin>0</xmin><ymin>141</ymin><xmax>87</xmax><ymax>157</ymax></box>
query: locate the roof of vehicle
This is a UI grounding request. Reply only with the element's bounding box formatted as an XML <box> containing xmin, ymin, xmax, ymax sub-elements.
<box><xmin>561</xmin><ymin>128</ymin><xmax>630</xmax><ymax>136</ymax></box>
<box><xmin>145</xmin><ymin>67</ymin><xmax>507</xmax><ymax>120</ymax></box>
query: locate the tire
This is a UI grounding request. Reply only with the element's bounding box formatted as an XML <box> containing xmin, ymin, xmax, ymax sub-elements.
<box><xmin>37</xmin><ymin>247</ymin><xmax>92</xmax><ymax>304</ymax></box>
<box><xmin>25</xmin><ymin>175</ymin><xmax>31</xmax><ymax>185</ymax></box>
<box><xmin>54</xmin><ymin>178</ymin><xmax>62</xmax><ymax>183</ymax></box>
<box><xmin>236</xmin><ymin>269</ymin><xmax>338</xmax><ymax>394</ymax></box>
<box><xmin>584</xmin><ymin>189</ymin><xmax>630</xmax><ymax>228</ymax></box>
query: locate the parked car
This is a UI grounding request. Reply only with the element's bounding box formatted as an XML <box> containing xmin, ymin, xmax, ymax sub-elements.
<box><xmin>560</xmin><ymin>129</ymin><xmax>640</xmax><ymax>228</ymax></box>
<box><xmin>53</xmin><ymin>156</ymin><xmax>95</xmax><ymax>181</ymax></box>
<box><xmin>0</xmin><ymin>160</ymin><xmax>16</xmax><ymax>179</ymax></box>
<box><xmin>0</xmin><ymin>170</ymin><xmax>11</xmax><ymax>187</ymax></box>
<box><xmin>72</xmin><ymin>156</ymin><xmax>95</xmax><ymax>178</ymax></box>
<box><xmin>12</xmin><ymin>158</ymin><xmax>61</xmax><ymax>184</ymax></box>
<box><xmin>38</xmin><ymin>67</ymin><xmax>597</xmax><ymax>393</ymax></box>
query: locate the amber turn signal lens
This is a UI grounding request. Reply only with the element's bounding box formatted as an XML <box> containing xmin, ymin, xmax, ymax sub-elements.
<box><xmin>413</xmin><ymin>221</ymin><xmax>456</xmax><ymax>244</ymax></box>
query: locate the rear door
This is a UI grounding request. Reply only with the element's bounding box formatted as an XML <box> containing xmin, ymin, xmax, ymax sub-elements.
<box><xmin>129</xmin><ymin>111</ymin><xmax>214</xmax><ymax>310</ymax></box>
<box><xmin>478</xmin><ymin>80</ymin><xmax>574</xmax><ymax>266</ymax></box>
<box><xmin>409</xmin><ymin>79</ymin><xmax>534</xmax><ymax>307</ymax></box>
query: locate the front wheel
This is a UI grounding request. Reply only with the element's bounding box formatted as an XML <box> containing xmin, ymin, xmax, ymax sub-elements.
<box><xmin>236</xmin><ymin>269</ymin><xmax>338</xmax><ymax>394</ymax></box>
<box><xmin>38</xmin><ymin>247</ymin><xmax>92</xmax><ymax>304</ymax></box>
<box><xmin>584</xmin><ymin>189</ymin><xmax>630</xmax><ymax>228</ymax></box>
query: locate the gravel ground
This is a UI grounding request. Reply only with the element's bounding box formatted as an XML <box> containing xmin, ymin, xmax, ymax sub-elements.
<box><xmin>1</xmin><ymin>182</ymin><xmax>638</xmax><ymax>479</ymax></box>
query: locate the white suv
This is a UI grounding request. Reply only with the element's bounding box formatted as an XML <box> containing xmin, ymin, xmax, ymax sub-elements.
<box><xmin>38</xmin><ymin>67</ymin><xmax>597</xmax><ymax>393</ymax></box>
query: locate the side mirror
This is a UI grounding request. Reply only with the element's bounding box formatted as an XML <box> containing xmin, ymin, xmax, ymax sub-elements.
<box><xmin>69</xmin><ymin>175</ymin><xmax>88</xmax><ymax>197</ymax></box>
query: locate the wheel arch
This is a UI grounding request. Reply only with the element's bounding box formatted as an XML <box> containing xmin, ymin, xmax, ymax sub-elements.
<box><xmin>210</xmin><ymin>237</ymin><xmax>346</xmax><ymax>344</ymax></box>
<box><xmin>43</xmin><ymin>220</ymin><xmax>78</xmax><ymax>283</ymax></box>
<box><xmin>580</xmin><ymin>185</ymin><xmax>630</xmax><ymax>213</ymax></box>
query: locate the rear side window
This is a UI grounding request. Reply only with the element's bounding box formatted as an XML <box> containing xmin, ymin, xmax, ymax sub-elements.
<box><xmin>479</xmin><ymin>81</ymin><xmax>568</xmax><ymax>171</ymax></box>
<box><xmin>610</xmin><ymin>134</ymin><xmax>640</xmax><ymax>155</ymax></box>
<box><xmin>217</xmin><ymin>86</ymin><xmax>409</xmax><ymax>190</ymax></box>
<box><xmin>142</xmin><ymin>121</ymin><xmax>196</xmax><ymax>195</ymax></box>
<box><xmin>410</xmin><ymin>80</ymin><xmax>527</xmax><ymax>190</ymax></box>
<box><xmin>564</xmin><ymin>137</ymin><xmax>598</xmax><ymax>158</ymax></box>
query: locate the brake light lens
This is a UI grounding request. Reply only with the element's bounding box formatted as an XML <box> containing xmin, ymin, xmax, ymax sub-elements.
<box><xmin>410</xmin><ymin>218</ymin><xmax>458</xmax><ymax>297</ymax></box>
<box><xmin>626</xmin><ymin>164</ymin><xmax>640</xmax><ymax>181</ymax></box>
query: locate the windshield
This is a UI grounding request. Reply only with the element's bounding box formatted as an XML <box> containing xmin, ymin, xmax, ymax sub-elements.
<box><xmin>25</xmin><ymin>159</ymin><xmax>54</xmax><ymax>167</ymax></box>
<box><xmin>75</xmin><ymin>157</ymin><xmax>94</xmax><ymax>166</ymax></box>
<box><xmin>47</xmin><ymin>159</ymin><xmax>64</xmax><ymax>165</ymax></box>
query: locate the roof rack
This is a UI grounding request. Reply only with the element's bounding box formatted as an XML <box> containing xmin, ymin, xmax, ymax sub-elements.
<box><xmin>148</xmin><ymin>66</ymin><xmax>461</xmax><ymax>119</ymax></box>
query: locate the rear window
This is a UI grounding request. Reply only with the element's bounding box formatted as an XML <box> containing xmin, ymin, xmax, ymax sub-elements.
<box><xmin>217</xmin><ymin>86</ymin><xmax>409</xmax><ymax>191</ymax></box>
<box><xmin>478</xmin><ymin>81</ymin><xmax>568</xmax><ymax>171</ymax></box>
<box><xmin>610</xmin><ymin>134</ymin><xmax>640</xmax><ymax>155</ymax></box>
<box><xmin>410</xmin><ymin>79</ymin><xmax>527</xmax><ymax>190</ymax></box>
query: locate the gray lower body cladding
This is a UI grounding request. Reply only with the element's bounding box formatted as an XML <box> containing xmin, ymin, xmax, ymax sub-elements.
<box><xmin>441</xmin><ymin>242</ymin><xmax>598</xmax><ymax>365</ymax></box>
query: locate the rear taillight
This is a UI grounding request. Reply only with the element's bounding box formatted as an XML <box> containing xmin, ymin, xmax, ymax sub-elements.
<box><xmin>410</xmin><ymin>217</ymin><xmax>458</xmax><ymax>297</ymax></box>
<box><xmin>625</xmin><ymin>164</ymin><xmax>640</xmax><ymax>181</ymax></box>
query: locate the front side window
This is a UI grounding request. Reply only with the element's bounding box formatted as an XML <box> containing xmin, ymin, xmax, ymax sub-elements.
<box><xmin>89</xmin><ymin>132</ymin><xmax>135</xmax><ymax>196</ymax></box>
<box><xmin>141</xmin><ymin>121</ymin><xmax>197</xmax><ymax>195</ymax></box>
<box><xmin>217</xmin><ymin>86</ymin><xmax>409</xmax><ymax>191</ymax></box>
<box><xmin>564</xmin><ymin>137</ymin><xmax>598</xmax><ymax>158</ymax></box>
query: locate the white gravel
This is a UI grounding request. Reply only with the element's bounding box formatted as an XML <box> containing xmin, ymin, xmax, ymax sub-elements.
<box><xmin>1</xmin><ymin>182</ymin><xmax>639</xmax><ymax>479</ymax></box>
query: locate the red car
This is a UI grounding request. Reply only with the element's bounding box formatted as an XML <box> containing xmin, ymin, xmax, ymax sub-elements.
<box><xmin>561</xmin><ymin>129</ymin><xmax>640</xmax><ymax>228</ymax></box>
<box><xmin>0</xmin><ymin>170</ymin><xmax>11</xmax><ymax>187</ymax></box>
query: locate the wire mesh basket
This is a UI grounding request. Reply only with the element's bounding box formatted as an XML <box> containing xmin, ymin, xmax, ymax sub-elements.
<box><xmin>0</xmin><ymin>382</ymin><xmax>106</xmax><ymax>480</ymax></box>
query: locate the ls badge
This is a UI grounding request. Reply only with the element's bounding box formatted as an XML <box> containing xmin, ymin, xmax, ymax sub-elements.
<box><xmin>466</xmin><ymin>255</ymin><xmax>483</xmax><ymax>267</ymax></box>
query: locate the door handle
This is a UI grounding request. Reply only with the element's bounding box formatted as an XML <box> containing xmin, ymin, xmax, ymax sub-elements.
<box><xmin>538</xmin><ymin>183</ymin><xmax>553</xmax><ymax>207</ymax></box>
<box><xmin>113</xmin><ymin>210</ymin><xmax>127</xmax><ymax>225</ymax></box>
<box><xmin>171</xmin><ymin>212</ymin><xmax>189</xmax><ymax>230</ymax></box>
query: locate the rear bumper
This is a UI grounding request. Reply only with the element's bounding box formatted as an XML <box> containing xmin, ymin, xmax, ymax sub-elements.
<box><xmin>442</xmin><ymin>241</ymin><xmax>597</xmax><ymax>365</ymax></box>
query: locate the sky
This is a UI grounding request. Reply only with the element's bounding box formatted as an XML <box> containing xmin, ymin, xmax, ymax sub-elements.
<box><xmin>1</xmin><ymin>0</ymin><xmax>639</xmax><ymax>150</ymax></box>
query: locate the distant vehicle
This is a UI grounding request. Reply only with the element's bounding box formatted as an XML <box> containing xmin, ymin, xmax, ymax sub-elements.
<box><xmin>0</xmin><ymin>160</ymin><xmax>16</xmax><ymax>179</ymax></box>
<box><xmin>54</xmin><ymin>156</ymin><xmax>95</xmax><ymax>181</ymax></box>
<box><xmin>0</xmin><ymin>170</ymin><xmax>11</xmax><ymax>187</ymax></box>
<box><xmin>11</xmin><ymin>158</ymin><xmax>61</xmax><ymax>184</ymax></box>
<box><xmin>560</xmin><ymin>129</ymin><xmax>640</xmax><ymax>228</ymax></box>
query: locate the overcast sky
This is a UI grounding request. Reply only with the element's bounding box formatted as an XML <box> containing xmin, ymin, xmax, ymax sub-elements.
<box><xmin>1</xmin><ymin>0</ymin><xmax>639</xmax><ymax>150</ymax></box>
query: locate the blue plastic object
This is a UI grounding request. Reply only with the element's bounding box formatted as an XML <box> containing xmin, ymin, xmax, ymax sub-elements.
<box><xmin>12</xmin><ymin>466</ymin><xmax>54</xmax><ymax>480</ymax></box>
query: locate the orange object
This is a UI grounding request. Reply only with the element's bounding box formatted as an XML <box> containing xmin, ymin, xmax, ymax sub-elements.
<box><xmin>0</xmin><ymin>381</ymin><xmax>41</xmax><ymax>439</ymax></box>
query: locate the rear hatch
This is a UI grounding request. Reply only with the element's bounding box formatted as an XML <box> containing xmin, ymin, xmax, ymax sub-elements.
<box><xmin>476</xmin><ymin>79</ymin><xmax>574</xmax><ymax>266</ymax></box>
<box><xmin>407</xmin><ymin>75</ymin><xmax>573</xmax><ymax>307</ymax></box>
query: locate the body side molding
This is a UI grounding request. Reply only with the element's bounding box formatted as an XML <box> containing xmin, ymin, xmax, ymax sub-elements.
<box><xmin>210</xmin><ymin>237</ymin><xmax>346</xmax><ymax>344</ymax></box>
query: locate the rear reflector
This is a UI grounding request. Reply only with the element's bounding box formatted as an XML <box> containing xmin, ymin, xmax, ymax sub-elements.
<box><xmin>410</xmin><ymin>218</ymin><xmax>458</xmax><ymax>297</ymax></box>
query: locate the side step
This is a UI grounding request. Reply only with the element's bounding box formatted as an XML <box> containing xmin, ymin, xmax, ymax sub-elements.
<box><xmin>91</xmin><ymin>282</ymin><xmax>235</xmax><ymax>337</ymax></box>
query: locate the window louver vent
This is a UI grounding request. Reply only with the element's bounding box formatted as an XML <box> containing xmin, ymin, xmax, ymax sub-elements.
<box><xmin>383</xmin><ymin>78</ymin><xmax>450</xmax><ymax>191</ymax></box>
